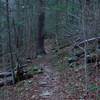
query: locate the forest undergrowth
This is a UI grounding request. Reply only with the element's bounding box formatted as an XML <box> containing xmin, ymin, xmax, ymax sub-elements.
<box><xmin>0</xmin><ymin>39</ymin><xmax>100</xmax><ymax>100</ymax></box>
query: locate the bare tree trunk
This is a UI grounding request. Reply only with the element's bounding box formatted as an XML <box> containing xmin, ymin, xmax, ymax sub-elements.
<box><xmin>35</xmin><ymin>0</ymin><xmax>46</xmax><ymax>56</ymax></box>
<box><xmin>12</xmin><ymin>18</ymin><xmax>23</xmax><ymax>81</ymax></box>
<box><xmin>6</xmin><ymin>0</ymin><xmax>15</xmax><ymax>84</ymax></box>
<box><xmin>82</xmin><ymin>0</ymin><xmax>88</xmax><ymax>92</ymax></box>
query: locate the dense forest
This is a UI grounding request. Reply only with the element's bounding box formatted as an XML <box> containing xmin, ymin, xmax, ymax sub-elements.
<box><xmin>0</xmin><ymin>0</ymin><xmax>100</xmax><ymax>100</ymax></box>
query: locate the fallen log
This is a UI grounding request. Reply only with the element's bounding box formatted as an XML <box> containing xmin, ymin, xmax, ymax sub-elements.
<box><xmin>74</xmin><ymin>36</ymin><xmax>100</xmax><ymax>48</ymax></box>
<box><xmin>0</xmin><ymin>72</ymin><xmax>12</xmax><ymax>78</ymax></box>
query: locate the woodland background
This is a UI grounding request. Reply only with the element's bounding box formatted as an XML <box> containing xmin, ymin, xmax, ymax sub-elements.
<box><xmin>0</xmin><ymin>0</ymin><xmax>100</xmax><ymax>100</ymax></box>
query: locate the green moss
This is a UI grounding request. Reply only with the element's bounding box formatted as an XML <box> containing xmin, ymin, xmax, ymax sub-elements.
<box><xmin>88</xmin><ymin>84</ymin><xmax>100</xmax><ymax>92</ymax></box>
<box><xmin>28</xmin><ymin>64</ymin><xmax>43</xmax><ymax>75</ymax></box>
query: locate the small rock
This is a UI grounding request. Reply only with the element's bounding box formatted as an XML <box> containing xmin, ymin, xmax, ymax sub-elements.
<box><xmin>40</xmin><ymin>91</ymin><xmax>52</xmax><ymax>97</ymax></box>
<box><xmin>31</xmin><ymin>95</ymin><xmax>36</xmax><ymax>99</ymax></box>
<box><xmin>68</xmin><ymin>57</ymin><xmax>77</xmax><ymax>64</ymax></box>
<box><xmin>39</xmin><ymin>81</ymin><xmax>47</xmax><ymax>85</ymax></box>
<box><xmin>28</xmin><ymin>80</ymin><xmax>32</xmax><ymax>84</ymax></box>
<box><xmin>25</xmin><ymin>88</ymin><xmax>29</xmax><ymax>91</ymax></box>
<box><xmin>79</xmin><ymin>96</ymin><xmax>84</xmax><ymax>100</ymax></box>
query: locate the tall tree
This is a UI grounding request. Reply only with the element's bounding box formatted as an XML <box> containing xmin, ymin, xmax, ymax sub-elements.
<box><xmin>35</xmin><ymin>0</ymin><xmax>46</xmax><ymax>56</ymax></box>
<box><xmin>6</xmin><ymin>0</ymin><xmax>15</xmax><ymax>84</ymax></box>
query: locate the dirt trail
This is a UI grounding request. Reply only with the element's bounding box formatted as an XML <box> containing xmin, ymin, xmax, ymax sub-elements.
<box><xmin>0</xmin><ymin>37</ymin><xmax>99</xmax><ymax>100</ymax></box>
<box><xmin>0</xmin><ymin>50</ymin><xmax>70</xmax><ymax>100</ymax></box>
<box><xmin>0</xmin><ymin>48</ymin><xmax>99</xmax><ymax>100</ymax></box>
<box><xmin>34</xmin><ymin>64</ymin><xmax>64</xmax><ymax>100</ymax></box>
<box><xmin>32</xmin><ymin>57</ymin><xmax>68</xmax><ymax>100</ymax></box>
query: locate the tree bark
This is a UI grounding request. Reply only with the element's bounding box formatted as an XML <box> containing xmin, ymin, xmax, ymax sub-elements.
<box><xmin>35</xmin><ymin>0</ymin><xmax>46</xmax><ymax>56</ymax></box>
<box><xmin>6</xmin><ymin>0</ymin><xmax>15</xmax><ymax>84</ymax></box>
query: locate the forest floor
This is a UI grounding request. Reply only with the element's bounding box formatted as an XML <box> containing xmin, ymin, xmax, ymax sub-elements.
<box><xmin>0</xmin><ymin>40</ymin><xmax>100</xmax><ymax>100</ymax></box>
